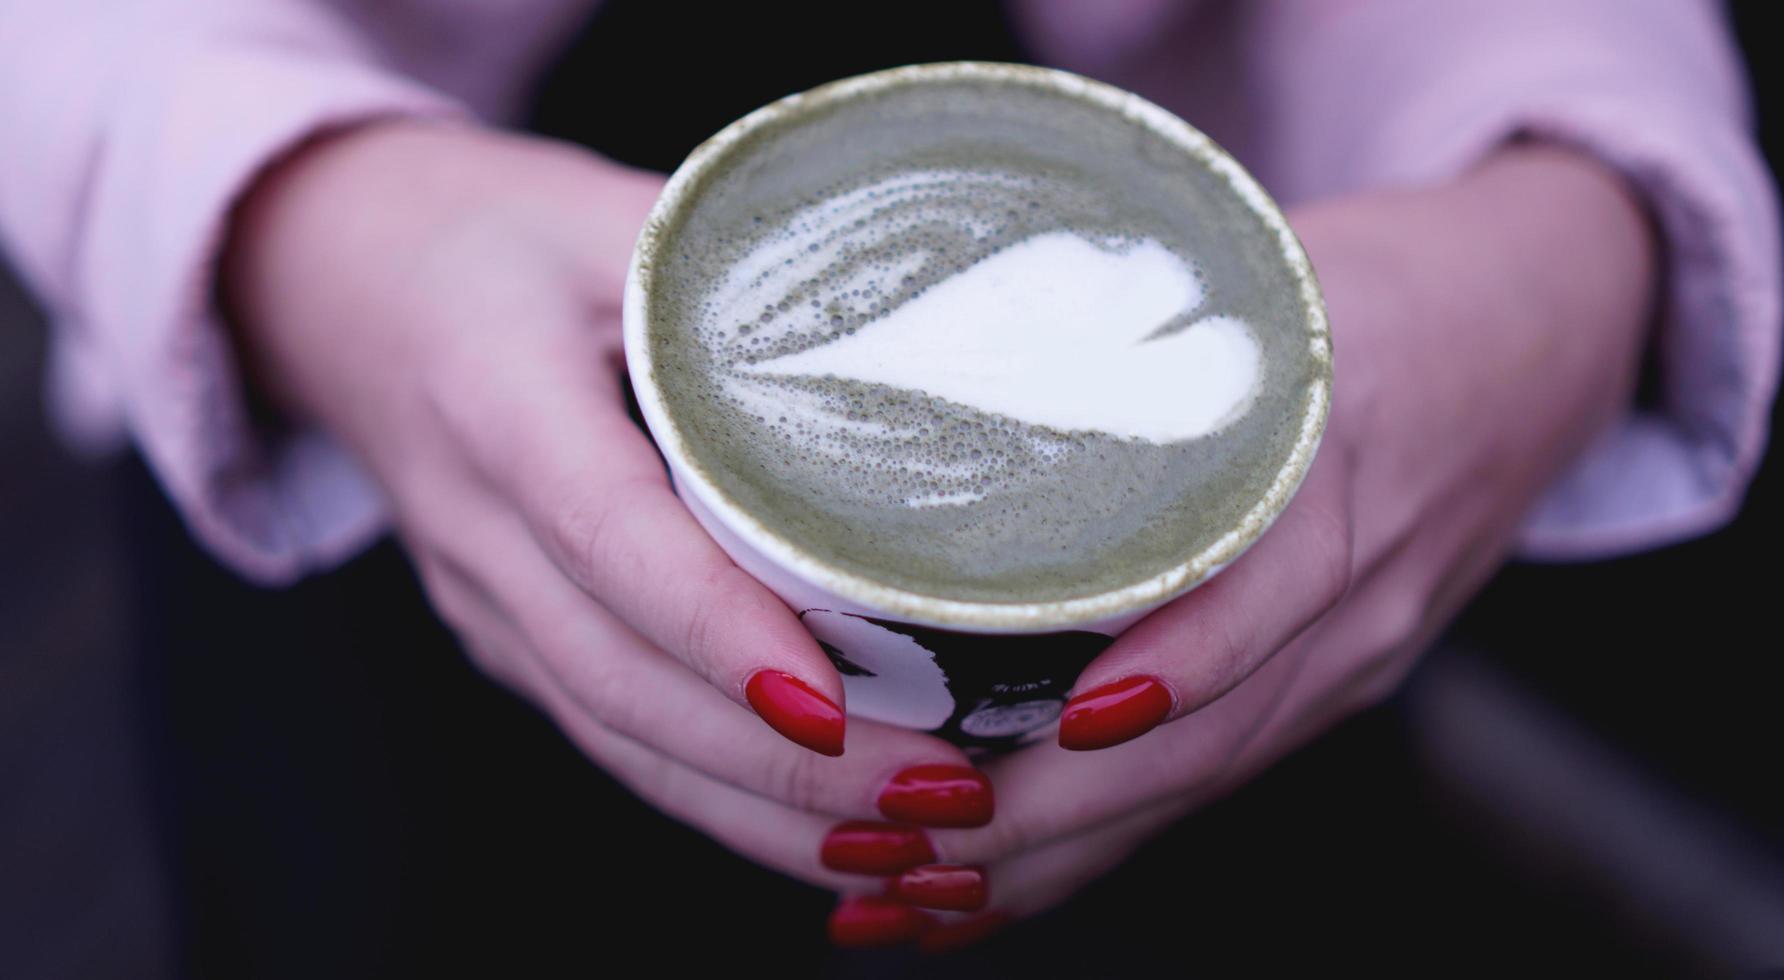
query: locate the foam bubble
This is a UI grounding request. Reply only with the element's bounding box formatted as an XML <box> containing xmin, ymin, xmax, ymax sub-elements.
<box><xmin>904</xmin><ymin>490</ymin><xmax>988</xmax><ymax>508</ymax></box>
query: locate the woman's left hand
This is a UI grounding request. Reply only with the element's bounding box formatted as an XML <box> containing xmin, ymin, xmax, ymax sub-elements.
<box><xmin>849</xmin><ymin>144</ymin><xmax>1658</xmax><ymax>946</ymax></box>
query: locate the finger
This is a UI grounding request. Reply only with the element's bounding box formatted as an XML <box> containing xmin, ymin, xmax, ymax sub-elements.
<box><xmin>885</xmin><ymin>864</ymin><xmax>990</xmax><ymax>913</ymax></box>
<box><xmin>828</xmin><ymin>896</ymin><xmax>938</xmax><ymax>948</ymax></box>
<box><xmin>905</xmin><ymin>796</ymin><xmax>1195</xmax><ymax>954</ymax></box>
<box><xmin>945</xmin><ymin>572</ymin><xmax>1436</xmax><ymax>880</ymax></box>
<box><xmin>925</xmin><ymin>642</ymin><xmax>1305</xmax><ymax>868</ymax></box>
<box><xmin>486</xmin><ymin>622</ymin><xmax>870</xmax><ymax>892</ymax></box>
<box><xmin>433</xmin><ymin>319</ymin><xmax>847</xmax><ymax>755</ymax></box>
<box><xmin>1218</xmin><ymin>545</ymin><xmax>1484</xmax><ymax>778</ymax></box>
<box><xmin>1056</xmin><ymin>450</ymin><xmax>1355</xmax><ymax>751</ymax></box>
<box><xmin>1219</xmin><ymin>496</ymin><xmax>1516</xmax><ymax>779</ymax></box>
<box><xmin>419</xmin><ymin>486</ymin><xmax>993</xmax><ymax>826</ymax></box>
<box><xmin>932</xmin><ymin>535</ymin><xmax>1460</xmax><ymax>873</ymax></box>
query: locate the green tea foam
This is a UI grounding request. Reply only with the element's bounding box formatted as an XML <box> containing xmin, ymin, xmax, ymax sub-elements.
<box><xmin>646</xmin><ymin>76</ymin><xmax>1323</xmax><ymax>603</ymax></box>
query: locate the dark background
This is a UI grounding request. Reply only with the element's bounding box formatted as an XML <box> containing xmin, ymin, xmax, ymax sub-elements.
<box><xmin>2</xmin><ymin>2</ymin><xmax>1779</xmax><ymax>977</ymax></box>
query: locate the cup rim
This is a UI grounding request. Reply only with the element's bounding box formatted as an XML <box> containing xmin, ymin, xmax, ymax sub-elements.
<box><xmin>623</xmin><ymin>61</ymin><xmax>1331</xmax><ymax>632</ymax></box>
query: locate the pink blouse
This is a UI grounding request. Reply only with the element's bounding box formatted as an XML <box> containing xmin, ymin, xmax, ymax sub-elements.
<box><xmin>0</xmin><ymin>0</ymin><xmax>1776</xmax><ymax>582</ymax></box>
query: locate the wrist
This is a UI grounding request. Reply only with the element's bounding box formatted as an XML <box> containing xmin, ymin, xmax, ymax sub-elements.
<box><xmin>1425</xmin><ymin>142</ymin><xmax>1658</xmax><ymax>463</ymax></box>
<box><xmin>1290</xmin><ymin>142</ymin><xmax>1658</xmax><ymax>549</ymax></box>
<box><xmin>220</xmin><ymin>118</ymin><xmax>449</xmax><ymax>421</ymax></box>
<box><xmin>1447</xmin><ymin>142</ymin><xmax>1658</xmax><ymax>348</ymax></box>
<box><xmin>220</xmin><ymin>120</ymin><xmax>645</xmax><ymax>428</ymax></box>
<box><xmin>1317</xmin><ymin>145</ymin><xmax>1652</xmax><ymax>419</ymax></box>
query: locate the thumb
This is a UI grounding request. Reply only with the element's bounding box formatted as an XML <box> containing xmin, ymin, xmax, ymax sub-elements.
<box><xmin>1057</xmin><ymin>452</ymin><xmax>1354</xmax><ymax>751</ymax></box>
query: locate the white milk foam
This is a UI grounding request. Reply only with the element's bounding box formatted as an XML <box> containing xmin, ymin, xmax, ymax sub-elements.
<box><xmin>653</xmin><ymin>111</ymin><xmax>1320</xmax><ymax>603</ymax></box>
<box><xmin>741</xmin><ymin>231</ymin><xmax>1261</xmax><ymax>446</ymax></box>
<box><xmin>692</xmin><ymin>169</ymin><xmax>1263</xmax><ymax>513</ymax></box>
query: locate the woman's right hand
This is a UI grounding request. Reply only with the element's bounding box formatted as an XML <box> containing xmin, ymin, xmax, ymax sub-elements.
<box><xmin>222</xmin><ymin>121</ymin><xmax>995</xmax><ymax>905</ymax></box>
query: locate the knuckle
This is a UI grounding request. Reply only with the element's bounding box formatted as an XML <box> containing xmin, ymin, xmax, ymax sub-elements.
<box><xmin>562</xmin><ymin>646</ymin><xmax>641</xmax><ymax>734</ymax></box>
<box><xmin>1302</xmin><ymin>502</ymin><xmax>1355</xmax><ymax>612</ymax></box>
<box><xmin>680</xmin><ymin>579</ymin><xmax>723</xmax><ymax>670</ymax></box>
<box><xmin>549</xmin><ymin>483</ymin><xmax>633</xmax><ymax>594</ymax></box>
<box><xmin>761</xmin><ymin>743</ymin><xmax>826</xmax><ymax>812</ymax></box>
<box><xmin>1370</xmin><ymin>591</ymin><xmax>1427</xmax><ymax>654</ymax></box>
<box><xmin>631</xmin><ymin>745</ymin><xmax>692</xmax><ymax>812</ymax></box>
<box><xmin>974</xmin><ymin>806</ymin><xmax>1043</xmax><ymax>863</ymax></box>
<box><xmin>680</xmin><ymin>562</ymin><xmax>753</xmax><ymax>672</ymax></box>
<box><xmin>1348</xmin><ymin>650</ymin><xmax>1421</xmax><ymax>713</ymax></box>
<box><xmin>549</xmin><ymin>474</ymin><xmax>670</xmax><ymax>600</ymax></box>
<box><xmin>1162</xmin><ymin>716</ymin><xmax>1248</xmax><ymax>783</ymax></box>
<box><xmin>587</xmin><ymin>727</ymin><xmax>681</xmax><ymax>811</ymax></box>
<box><xmin>1209</xmin><ymin>610</ymin><xmax>1258</xmax><ymax>677</ymax></box>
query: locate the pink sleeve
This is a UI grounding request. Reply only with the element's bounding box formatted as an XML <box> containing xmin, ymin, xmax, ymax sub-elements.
<box><xmin>0</xmin><ymin>0</ymin><xmax>471</xmax><ymax>582</ymax></box>
<box><xmin>1239</xmin><ymin>0</ymin><xmax>1781</xmax><ymax>558</ymax></box>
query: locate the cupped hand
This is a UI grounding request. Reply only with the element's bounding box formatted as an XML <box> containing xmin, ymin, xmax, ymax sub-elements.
<box><xmin>224</xmin><ymin>127</ymin><xmax>1657</xmax><ymax>951</ymax></box>
<box><xmin>221</xmin><ymin>120</ymin><xmax>1002</xmax><ymax>891</ymax></box>
<box><xmin>812</xmin><ymin>143</ymin><xmax>1659</xmax><ymax>947</ymax></box>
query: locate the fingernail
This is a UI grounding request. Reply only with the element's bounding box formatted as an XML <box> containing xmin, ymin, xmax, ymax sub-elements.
<box><xmin>889</xmin><ymin>864</ymin><xmax>988</xmax><ymax>912</ymax></box>
<box><xmin>917</xmin><ymin>911</ymin><xmax>1013</xmax><ymax>954</ymax></box>
<box><xmin>1058</xmin><ymin>675</ymin><xmax>1173</xmax><ymax>751</ymax></box>
<box><xmin>877</xmin><ymin>764</ymin><xmax>994</xmax><ymax>828</ymax></box>
<box><xmin>746</xmin><ymin>670</ymin><xmax>845</xmax><ymax>756</ymax></box>
<box><xmin>820</xmin><ymin>821</ymin><xmax>936</xmax><ymax>875</ymax></box>
<box><xmin>827</xmin><ymin>896</ymin><xmax>932</xmax><ymax>948</ymax></box>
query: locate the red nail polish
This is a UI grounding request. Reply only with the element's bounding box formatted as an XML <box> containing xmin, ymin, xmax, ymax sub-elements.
<box><xmin>820</xmin><ymin>821</ymin><xmax>936</xmax><ymax>875</ymax></box>
<box><xmin>1058</xmin><ymin>675</ymin><xmax>1173</xmax><ymax>751</ymax></box>
<box><xmin>828</xmin><ymin>896</ymin><xmax>932</xmax><ymax>948</ymax></box>
<box><xmin>745</xmin><ymin>670</ymin><xmax>844</xmax><ymax>756</ymax></box>
<box><xmin>889</xmin><ymin>864</ymin><xmax>988</xmax><ymax>912</ymax></box>
<box><xmin>877</xmin><ymin>764</ymin><xmax>994</xmax><ymax>828</ymax></box>
<box><xmin>917</xmin><ymin>911</ymin><xmax>1013</xmax><ymax>954</ymax></box>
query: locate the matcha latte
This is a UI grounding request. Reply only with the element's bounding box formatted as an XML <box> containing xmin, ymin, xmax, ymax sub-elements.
<box><xmin>632</xmin><ymin>64</ymin><xmax>1329</xmax><ymax>612</ymax></box>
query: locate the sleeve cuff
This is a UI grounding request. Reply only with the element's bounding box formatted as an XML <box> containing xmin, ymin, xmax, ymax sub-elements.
<box><xmin>62</xmin><ymin>42</ymin><xmax>469</xmax><ymax>582</ymax></box>
<box><xmin>1402</xmin><ymin>96</ymin><xmax>1781</xmax><ymax>559</ymax></box>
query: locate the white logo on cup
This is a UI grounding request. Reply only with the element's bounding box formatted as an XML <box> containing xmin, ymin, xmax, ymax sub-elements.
<box><xmin>958</xmin><ymin>699</ymin><xmax>1063</xmax><ymax>739</ymax></box>
<box><xmin>801</xmin><ymin>610</ymin><xmax>955</xmax><ymax>731</ymax></box>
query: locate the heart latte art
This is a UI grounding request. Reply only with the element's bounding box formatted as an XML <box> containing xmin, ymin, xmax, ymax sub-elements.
<box><xmin>646</xmin><ymin>77</ymin><xmax>1324</xmax><ymax>604</ymax></box>
<box><xmin>740</xmin><ymin>226</ymin><xmax>1262</xmax><ymax>448</ymax></box>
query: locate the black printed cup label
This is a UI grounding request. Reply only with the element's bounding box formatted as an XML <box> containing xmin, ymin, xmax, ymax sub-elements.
<box><xmin>800</xmin><ymin>609</ymin><xmax>1113</xmax><ymax>751</ymax></box>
